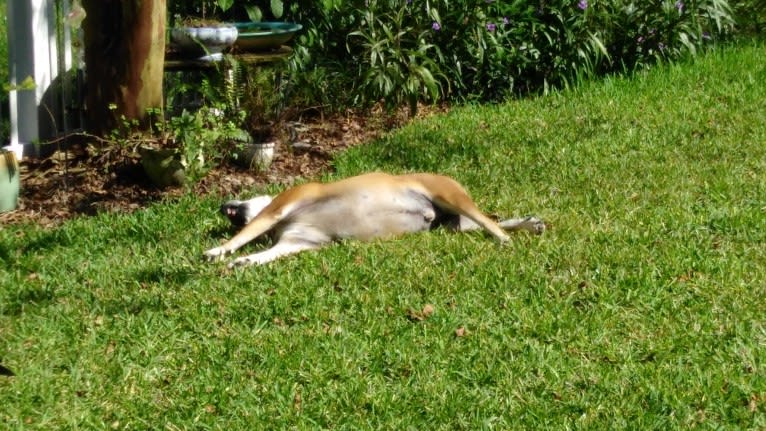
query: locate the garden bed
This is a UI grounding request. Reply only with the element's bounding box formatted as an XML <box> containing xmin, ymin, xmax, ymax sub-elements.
<box><xmin>0</xmin><ymin>106</ymin><xmax>444</xmax><ymax>227</ymax></box>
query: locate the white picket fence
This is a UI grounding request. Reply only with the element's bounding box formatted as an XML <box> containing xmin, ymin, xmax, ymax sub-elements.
<box><xmin>6</xmin><ymin>0</ymin><xmax>80</xmax><ymax>160</ymax></box>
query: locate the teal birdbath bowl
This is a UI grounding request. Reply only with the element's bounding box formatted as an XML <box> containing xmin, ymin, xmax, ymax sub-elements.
<box><xmin>233</xmin><ymin>22</ymin><xmax>302</xmax><ymax>52</ymax></box>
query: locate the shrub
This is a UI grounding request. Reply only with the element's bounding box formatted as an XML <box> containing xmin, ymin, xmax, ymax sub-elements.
<box><xmin>348</xmin><ymin>2</ymin><xmax>446</xmax><ymax>116</ymax></box>
<box><xmin>730</xmin><ymin>0</ymin><xmax>766</xmax><ymax>36</ymax></box>
<box><xmin>166</xmin><ymin>0</ymin><xmax>737</xmax><ymax>111</ymax></box>
<box><xmin>279</xmin><ymin>0</ymin><xmax>735</xmax><ymax>109</ymax></box>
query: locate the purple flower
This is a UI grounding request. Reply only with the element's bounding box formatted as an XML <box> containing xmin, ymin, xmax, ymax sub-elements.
<box><xmin>577</xmin><ymin>0</ymin><xmax>588</xmax><ymax>10</ymax></box>
<box><xmin>503</xmin><ymin>17</ymin><xmax>510</xmax><ymax>26</ymax></box>
<box><xmin>675</xmin><ymin>0</ymin><xmax>684</xmax><ymax>12</ymax></box>
<box><xmin>702</xmin><ymin>31</ymin><xmax>711</xmax><ymax>40</ymax></box>
<box><xmin>432</xmin><ymin>21</ymin><xmax>441</xmax><ymax>31</ymax></box>
<box><xmin>637</xmin><ymin>35</ymin><xmax>645</xmax><ymax>44</ymax></box>
<box><xmin>486</xmin><ymin>22</ymin><xmax>497</xmax><ymax>32</ymax></box>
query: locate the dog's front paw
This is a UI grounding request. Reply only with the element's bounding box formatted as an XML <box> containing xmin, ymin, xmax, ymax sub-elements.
<box><xmin>203</xmin><ymin>246</ymin><xmax>230</xmax><ymax>261</ymax></box>
<box><xmin>228</xmin><ymin>255</ymin><xmax>257</xmax><ymax>268</ymax></box>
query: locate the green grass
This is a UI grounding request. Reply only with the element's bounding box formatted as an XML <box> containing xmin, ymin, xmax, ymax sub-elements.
<box><xmin>2</xmin><ymin>42</ymin><xmax>766</xmax><ymax>429</ymax></box>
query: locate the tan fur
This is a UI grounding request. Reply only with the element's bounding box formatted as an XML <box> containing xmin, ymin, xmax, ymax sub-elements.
<box><xmin>204</xmin><ymin>172</ymin><xmax>543</xmax><ymax>266</ymax></box>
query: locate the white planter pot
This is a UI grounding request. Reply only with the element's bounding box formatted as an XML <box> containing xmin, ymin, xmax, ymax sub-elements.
<box><xmin>170</xmin><ymin>25</ymin><xmax>238</xmax><ymax>61</ymax></box>
<box><xmin>237</xmin><ymin>142</ymin><xmax>276</xmax><ymax>171</ymax></box>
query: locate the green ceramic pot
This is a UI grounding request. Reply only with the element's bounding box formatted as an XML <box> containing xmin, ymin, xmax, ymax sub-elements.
<box><xmin>0</xmin><ymin>150</ymin><xmax>20</xmax><ymax>212</ymax></box>
<box><xmin>139</xmin><ymin>147</ymin><xmax>187</xmax><ymax>188</ymax></box>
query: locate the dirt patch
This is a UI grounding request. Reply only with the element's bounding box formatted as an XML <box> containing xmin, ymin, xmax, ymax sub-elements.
<box><xmin>1</xmin><ymin>107</ymin><xmax>443</xmax><ymax>227</ymax></box>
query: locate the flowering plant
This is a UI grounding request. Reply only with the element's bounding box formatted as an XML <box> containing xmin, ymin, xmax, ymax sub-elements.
<box><xmin>265</xmin><ymin>0</ymin><xmax>736</xmax><ymax>108</ymax></box>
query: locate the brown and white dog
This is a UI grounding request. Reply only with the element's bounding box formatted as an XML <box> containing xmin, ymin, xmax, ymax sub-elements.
<box><xmin>204</xmin><ymin>172</ymin><xmax>544</xmax><ymax>267</ymax></box>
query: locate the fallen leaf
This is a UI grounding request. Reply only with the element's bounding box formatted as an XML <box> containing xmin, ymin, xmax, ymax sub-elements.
<box><xmin>406</xmin><ymin>308</ymin><xmax>425</xmax><ymax>322</ymax></box>
<box><xmin>455</xmin><ymin>327</ymin><xmax>467</xmax><ymax>337</ymax></box>
<box><xmin>422</xmin><ymin>304</ymin><xmax>435</xmax><ymax>317</ymax></box>
<box><xmin>293</xmin><ymin>387</ymin><xmax>302</xmax><ymax>412</ymax></box>
<box><xmin>407</xmin><ymin>304</ymin><xmax>436</xmax><ymax>322</ymax></box>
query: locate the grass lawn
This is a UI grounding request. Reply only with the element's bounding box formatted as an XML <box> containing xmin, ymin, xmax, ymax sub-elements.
<box><xmin>2</xmin><ymin>42</ymin><xmax>765</xmax><ymax>429</ymax></box>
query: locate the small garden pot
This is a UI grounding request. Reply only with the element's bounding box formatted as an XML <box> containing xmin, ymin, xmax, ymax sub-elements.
<box><xmin>0</xmin><ymin>150</ymin><xmax>20</xmax><ymax>212</ymax></box>
<box><xmin>236</xmin><ymin>142</ymin><xmax>276</xmax><ymax>171</ymax></box>
<box><xmin>139</xmin><ymin>147</ymin><xmax>186</xmax><ymax>188</ymax></box>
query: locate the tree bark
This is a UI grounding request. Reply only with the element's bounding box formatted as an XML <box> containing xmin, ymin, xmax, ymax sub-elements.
<box><xmin>82</xmin><ymin>0</ymin><xmax>166</xmax><ymax>135</ymax></box>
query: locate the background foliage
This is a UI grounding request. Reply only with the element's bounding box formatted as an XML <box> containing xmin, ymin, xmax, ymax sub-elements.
<box><xmin>1</xmin><ymin>0</ymin><xmax>759</xmax><ymax>146</ymax></box>
<box><xmin>161</xmin><ymin>0</ymin><xmax>752</xmax><ymax>115</ymax></box>
<box><xmin>278</xmin><ymin>0</ymin><xmax>739</xmax><ymax>111</ymax></box>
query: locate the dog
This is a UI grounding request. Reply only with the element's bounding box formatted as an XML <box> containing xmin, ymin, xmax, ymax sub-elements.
<box><xmin>204</xmin><ymin>172</ymin><xmax>544</xmax><ymax>267</ymax></box>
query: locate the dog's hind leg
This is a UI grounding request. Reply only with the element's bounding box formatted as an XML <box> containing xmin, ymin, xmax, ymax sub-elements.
<box><xmin>499</xmin><ymin>217</ymin><xmax>546</xmax><ymax>234</ymax></box>
<box><xmin>408</xmin><ymin>174</ymin><xmax>511</xmax><ymax>242</ymax></box>
<box><xmin>445</xmin><ymin>215</ymin><xmax>546</xmax><ymax>235</ymax></box>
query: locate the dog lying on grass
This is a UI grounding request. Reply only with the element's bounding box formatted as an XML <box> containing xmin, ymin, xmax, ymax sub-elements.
<box><xmin>204</xmin><ymin>172</ymin><xmax>545</xmax><ymax>266</ymax></box>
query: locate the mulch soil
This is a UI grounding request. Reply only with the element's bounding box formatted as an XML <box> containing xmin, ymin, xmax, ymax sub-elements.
<box><xmin>1</xmin><ymin>108</ymin><xmax>433</xmax><ymax>228</ymax></box>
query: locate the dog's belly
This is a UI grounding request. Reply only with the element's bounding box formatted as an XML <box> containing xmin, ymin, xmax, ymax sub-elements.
<box><xmin>285</xmin><ymin>189</ymin><xmax>436</xmax><ymax>241</ymax></box>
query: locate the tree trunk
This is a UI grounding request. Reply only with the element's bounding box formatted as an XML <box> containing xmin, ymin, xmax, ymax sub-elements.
<box><xmin>82</xmin><ymin>0</ymin><xmax>166</xmax><ymax>135</ymax></box>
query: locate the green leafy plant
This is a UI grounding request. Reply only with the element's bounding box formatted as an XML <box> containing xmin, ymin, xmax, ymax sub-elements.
<box><xmin>104</xmin><ymin>102</ymin><xmax>246</xmax><ymax>186</ymax></box>
<box><xmin>731</xmin><ymin>0</ymin><xmax>766</xmax><ymax>35</ymax></box>
<box><xmin>166</xmin><ymin>106</ymin><xmax>245</xmax><ymax>183</ymax></box>
<box><xmin>348</xmin><ymin>3</ymin><xmax>446</xmax><ymax>117</ymax></box>
<box><xmin>238</xmin><ymin>0</ymin><xmax>285</xmax><ymax>22</ymax></box>
<box><xmin>168</xmin><ymin>0</ymin><xmax>286</xmax><ymax>23</ymax></box>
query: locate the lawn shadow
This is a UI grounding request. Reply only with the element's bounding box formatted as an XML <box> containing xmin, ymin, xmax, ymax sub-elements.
<box><xmin>204</xmin><ymin>224</ymin><xmax>275</xmax><ymax>252</ymax></box>
<box><xmin>90</xmin><ymin>265</ymin><xmax>197</xmax><ymax>316</ymax></box>
<box><xmin>19</xmin><ymin>229</ymin><xmax>79</xmax><ymax>255</ymax></box>
<box><xmin>207</xmin><ymin>223</ymin><xmax>238</xmax><ymax>240</ymax></box>
<box><xmin>132</xmin><ymin>264</ymin><xmax>194</xmax><ymax>286</ymax></box>
<box><xmin>1</xmin><ymin>285</ymin><xmax>57</xmax><ymax>317</ymax></box>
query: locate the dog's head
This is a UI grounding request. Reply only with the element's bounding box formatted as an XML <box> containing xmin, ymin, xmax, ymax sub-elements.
<box><xmin>220</xmin><ymin>195</ymin><xmax>273</xmax><ymax>227</ymax></box>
